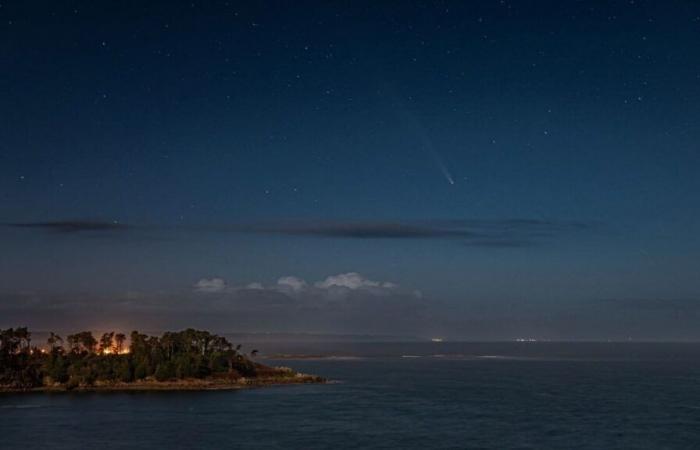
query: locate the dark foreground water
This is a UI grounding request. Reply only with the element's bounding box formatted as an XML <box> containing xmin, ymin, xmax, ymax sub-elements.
<box><xmin>3</xmin><ymin>343</ymin><xmax>700</xmax><ymax>449</ymax></box>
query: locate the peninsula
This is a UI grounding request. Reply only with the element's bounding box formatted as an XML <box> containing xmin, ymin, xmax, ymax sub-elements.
<box><xmin>0</xmin><ymin>327</ymin><xmax>324</xmax><ymax>392</ymax></box>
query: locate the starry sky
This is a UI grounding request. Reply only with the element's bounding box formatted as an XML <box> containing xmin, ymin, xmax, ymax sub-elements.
<box><xmin>2</xmin><ymin>1</ymin><xmax>700</xmax><ymax>339</ymax></box>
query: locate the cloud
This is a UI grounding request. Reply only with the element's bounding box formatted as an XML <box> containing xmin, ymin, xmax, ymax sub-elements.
<box><xmin>315</xmin><ymin>272</ymin><xmax>397</xmax><ymax>290</ymax></box>
<box><xmin>194</xmin><ymin>278</ymin><xmax>227</xmax><ymax>293</ymax></box>
<box><xmin>204</xmin><ymin>218</ymin><xmax>595</xmax><ymax>246</ymax></box>
<box><xmin>224</xmin><ymin>221</ymin><xmax>475</xmax><ymax>239</ymax></box>
<box><xmin>463</xmin><ymin>239</ymin><xmax>534</xmax><ymax>248</ymax></box>
<box><xmin>276</xmin><ymin>276</ymin><xmax>307</xmax><ymax>292</ymax></box>
<box><xmin>4</xmin><ymin>220</ymin><xmax>130</xmax><ymax>233</ymax></box>
<box><xmin>4</xmin><ymin>217</ymin><xmax>597</xmax><ymax>248</ymax></box>
<box><xmin>191</xmin><ymin>272</ymin><xmax>403</xmax><ymax>300</ymax></box>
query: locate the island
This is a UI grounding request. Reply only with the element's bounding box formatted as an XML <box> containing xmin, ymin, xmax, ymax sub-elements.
<box><xmin>0</xmin><ymin>327</ymin><xmax>324</xmax><ymax>392</ymax></box>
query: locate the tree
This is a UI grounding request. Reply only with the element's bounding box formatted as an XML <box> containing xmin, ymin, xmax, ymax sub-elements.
<box><xmin>99</xmin><ymin>332</ymin><xmax>115</xmax><ymax>355</ymax></box>
<box><xmin>154</xmin><ymin>362</ymin><xmax>175</xmax><ymax>381</ymax></box>
<box><xmin>0</xmin><ymin>328</ymin><xmax>42</xmax><ymax>388</ymax></box>
<box><xmin>114</xmin><ymin>333</ymin><xmax>126</xmax><ymax>354</ymax></box>
<box><xmin>0</xmin><ymin>328</ymin><xmax>22</xmax><ymax>355</ymax></box>
<box><xmin>80</xmin><ymin>332</ymin><xmax>97</xmax><ymax>354</ymax></box>
<box><xmin>43</xmin><ymin>353</ymin><xmax>69</xmax><ymax>383</ymax></box>
<box><xmin>134</xmin><ymin>361</ymin><xmax>149</xmax><ymax>380</ymax></box>
<box><xmin>1</xmin><ymin>327</ymin><xmax>275</xmax><ymax>389</ymax></box>
<box><xmin>66</xmin><ymin>334</ymin><xmax>80</xmax><ymax>353</ymax></box>
<box><xmin>67</xmin><ymin>331</ymin><xmax>97</xmax><ymax>354</ymax></box>
<box><xmin>14</xmin><ymin>327</ymin><xmax>31</xmax><ymax>352</ymax></box>
<box><xmin>47</xmin><ymin>332</ymin><xmax>63</xmax><ymax>353</ymax></box>
<box><xmin>115</xmin><ymin>357</ymin><xmax>132</xmax><ymax>382</ymax></box>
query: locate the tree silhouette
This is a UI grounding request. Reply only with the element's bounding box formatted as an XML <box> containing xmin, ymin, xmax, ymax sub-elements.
<box><xmin>114</xmin><ymin>333</ymin><xmax>126</xmax><ymax>354</ymax></box>
<box><xmin>47</xmin><ymin>332</ymin><xmax>63</xmax><ymax>353</ymax></box>
<box><xmin>0</xmin><ymin>327</ymin><xmax>288</xmax><ymax>390</ymax></box>
<box><xmin>99</xmin><ymin>332</ymin><xmax>115</xmax><ymax>355</ymax></box>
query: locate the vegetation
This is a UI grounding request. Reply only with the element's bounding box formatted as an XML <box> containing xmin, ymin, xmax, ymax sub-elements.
<box><xmin>0</xmin><ymin>327</ymin><xmax>304</xmax><ymax>391</ymax></box>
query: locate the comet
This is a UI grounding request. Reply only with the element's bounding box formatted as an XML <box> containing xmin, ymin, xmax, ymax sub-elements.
<box><xmin>389</xmin><ymin>89</ymin><xmax>456</xmax><ymax>186</ymax></box>
<box><xmin>436</xmin><ymin>156</ymin><xmax>455</xmax><ymax>185</ymax></box>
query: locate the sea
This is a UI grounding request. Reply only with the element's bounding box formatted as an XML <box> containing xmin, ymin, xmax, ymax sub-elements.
<box><xmin>2</xmin><ymin>342</ymin><xmax>700</xmax><ymax>449</ymax></box>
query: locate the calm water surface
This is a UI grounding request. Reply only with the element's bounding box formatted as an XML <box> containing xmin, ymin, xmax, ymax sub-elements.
<box><xmin>2</xmin><ymin>343</ymin><xmax>700</xmax><ymax>449</ymax></box>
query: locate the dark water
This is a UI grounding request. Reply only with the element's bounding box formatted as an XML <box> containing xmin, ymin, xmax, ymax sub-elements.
<box><xmin>3</xmin><ymin>343</ymin><xmax>700</xmax><ymax>449</ymax></box>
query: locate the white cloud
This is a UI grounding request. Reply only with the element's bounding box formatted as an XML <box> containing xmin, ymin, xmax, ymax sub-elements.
<box><xmin>194</xmin><ymin>278</ymin><xmax>227</xmax><ymax>293</ymax></box>
<box><xmin>193</xmin><ymin>273</ymin><xmax>399</xmax><ymax>298</ymax></box>
<box><xmin>276</xmin><ymin>276</ymin><xmax>307</xmax><ymax>292</ymax></box>
<box><xmin>314</xmin><ymin>272</ymin><xmax>397</xmax><ymax>290</ymax></box>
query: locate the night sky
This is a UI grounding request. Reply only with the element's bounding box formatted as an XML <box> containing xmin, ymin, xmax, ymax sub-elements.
<box><xmin>2</xmin><ymin>1</ymin><xmax>700</xmax><ymax>339</ymax></box>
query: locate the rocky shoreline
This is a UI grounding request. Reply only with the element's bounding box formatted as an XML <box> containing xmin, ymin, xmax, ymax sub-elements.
<box><xmin>1</xmin><ymin>373</ymin><xmax>326</xmax><ymax>393</ymax></box>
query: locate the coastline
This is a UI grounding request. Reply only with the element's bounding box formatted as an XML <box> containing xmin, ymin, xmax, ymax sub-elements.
<box><xmin>0</xmin><ymin>373</ymin><xmax>326</xmax><ymax>393</ymax></box>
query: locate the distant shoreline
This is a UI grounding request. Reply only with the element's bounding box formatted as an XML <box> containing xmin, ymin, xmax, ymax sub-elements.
<box><xmin>0</xmin><ymin>374</ymin><xmax>326</xmax><ymax>393</ymax></box>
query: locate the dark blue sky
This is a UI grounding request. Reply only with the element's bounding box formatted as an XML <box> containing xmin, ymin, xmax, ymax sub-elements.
<box><xmin>2</xmin><ymin>1</ymin><xmax>700</xmax><ymax>339</ymax></box>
